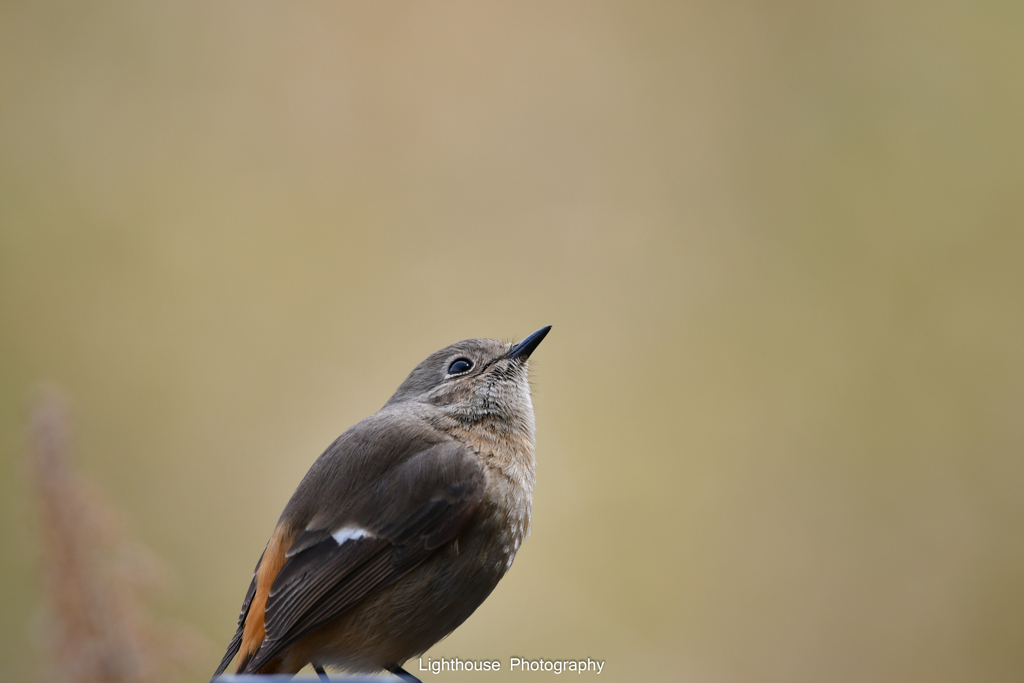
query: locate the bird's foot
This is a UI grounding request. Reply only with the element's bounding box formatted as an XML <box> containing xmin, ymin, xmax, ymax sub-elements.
<box><xmin>388</xmin><ymin>665</ymin><xmax>423</xmax><ymax>683</ymax></box>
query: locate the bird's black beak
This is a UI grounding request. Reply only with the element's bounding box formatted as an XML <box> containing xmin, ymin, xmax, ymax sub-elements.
<box><xmin>506</xmin><ymin>325</ymin><xmax>552</xmax><ymax>361</ymax></box>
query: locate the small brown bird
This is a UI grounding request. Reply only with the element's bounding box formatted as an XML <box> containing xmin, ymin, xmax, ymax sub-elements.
<box><xmin>213</xmin><ymin>326</ymin><xmax>551</xmax><ymax>681</ymax></box>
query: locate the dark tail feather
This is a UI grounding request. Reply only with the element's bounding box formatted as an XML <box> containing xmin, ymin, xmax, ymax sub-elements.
<box><xmin>212</xmin><ymin>556</ymin><xmax>263</xmax><ymax>679</ymax></box>
<box><xmin>211</xmin><ymin>628</ymin><xmax>243</xmax><ymax>679</ymax></box>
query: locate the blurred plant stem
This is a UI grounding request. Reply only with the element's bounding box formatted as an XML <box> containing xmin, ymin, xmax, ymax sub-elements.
<box><xmin>29</xmin><ymin>387</ymin><xmax>206</xmax><ymax>683</ymax></box>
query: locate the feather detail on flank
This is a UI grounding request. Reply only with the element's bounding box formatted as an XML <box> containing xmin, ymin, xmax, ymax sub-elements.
<box><xmin>235</xmin><ymin>525</ymin><xmax>295</xmax><ymax>673</ymax></box>
<box><xmin>331</xmin><ymin>525</ymin><xmax>375</xmax><ymax>545</ymax></box>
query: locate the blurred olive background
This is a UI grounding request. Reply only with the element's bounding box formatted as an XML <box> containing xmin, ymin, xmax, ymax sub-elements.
<box><xmin>2</xmin><ymin>1</ymin><xmax>1024</xmax><ymax>682</ymax></box>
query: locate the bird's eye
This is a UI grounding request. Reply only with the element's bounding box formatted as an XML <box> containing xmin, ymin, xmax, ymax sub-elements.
<box><xmin>448</xmin><ymin>358</ymin><xmax>473</xmax><ymax>375</ymax></box>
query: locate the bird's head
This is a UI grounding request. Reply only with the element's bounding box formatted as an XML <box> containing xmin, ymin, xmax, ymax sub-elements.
<box><xmin>385</xmin><ymin>326</ymin><xmax>551</xmax><ymax>432</ymax></box>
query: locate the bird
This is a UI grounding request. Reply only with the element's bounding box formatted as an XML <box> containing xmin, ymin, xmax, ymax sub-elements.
<box><xmin>212</xmin><ymin>326</ymin><xmax>551</xmax><ymax>681</ymax></box>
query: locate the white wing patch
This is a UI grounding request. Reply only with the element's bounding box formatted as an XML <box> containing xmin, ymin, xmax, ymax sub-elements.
<box><xmin>331</xmin><ymin>524</ymin><xmax>375</xmax><ymax>545</ymax></box>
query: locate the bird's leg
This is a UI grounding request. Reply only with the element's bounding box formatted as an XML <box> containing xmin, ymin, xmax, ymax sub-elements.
<box><xmin>388</xmin><ymin>665</ymin><xmax>423</xmax><ymax>683</ymax></box>
<box><xmin>313</xmin><ymin>665</ymin><xmax>330</xmax><ymax>682</ymax></box>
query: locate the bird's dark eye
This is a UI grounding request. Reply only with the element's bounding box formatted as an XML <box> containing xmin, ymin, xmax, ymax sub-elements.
<box><xmin>448</xmin><ymin>358</ymin><xmax>473</xmax><ymax>375</ymax></box>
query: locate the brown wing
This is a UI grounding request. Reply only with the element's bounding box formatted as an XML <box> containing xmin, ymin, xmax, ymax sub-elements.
<box><xmin>239</xmin><ymin>441</ymin><xmax>484</xmax><ymax>674</ymax></box>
